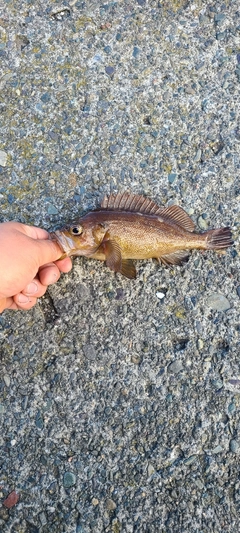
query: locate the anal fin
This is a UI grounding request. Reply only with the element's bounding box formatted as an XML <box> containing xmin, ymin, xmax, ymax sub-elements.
<box><xmin>159</xmin><ymin>250</ymin><xmax>189</xmax><ymax>266</ymax></box>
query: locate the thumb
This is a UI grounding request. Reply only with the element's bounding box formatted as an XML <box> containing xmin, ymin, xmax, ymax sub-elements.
<box><xmin>33</xmin><ymin>237</ymin><xmax>63</xmax><ymax>267</ymax></box>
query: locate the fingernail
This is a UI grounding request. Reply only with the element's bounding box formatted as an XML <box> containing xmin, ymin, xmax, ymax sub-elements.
<box><xmin>25</xmin><ymin>282</ymin><xmax>38</xmax><ymax>295</ymax></box>
<box><xmin>18</xmin><ymin>294</ymin><xmax>30</xmax><ymax>304</ymax></box>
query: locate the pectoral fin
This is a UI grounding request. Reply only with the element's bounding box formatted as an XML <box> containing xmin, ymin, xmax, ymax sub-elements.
<box><xmin>101</xmin><ymin>240</ymin><xmax>136</xmax><ymax>278</ymax></box>
<box><xmin>102</xmin><ymin>239</ymin><xmax>122</xmax><ymax>272</ymax></box>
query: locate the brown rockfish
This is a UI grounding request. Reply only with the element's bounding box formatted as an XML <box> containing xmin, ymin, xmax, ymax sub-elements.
<box><xmin>51</xmin><ymin>192</ymin><xmax>233</xmax><ymax>279</ymax></box>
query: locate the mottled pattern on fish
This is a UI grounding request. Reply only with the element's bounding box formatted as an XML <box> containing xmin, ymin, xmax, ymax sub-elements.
<box><xmin>52</xmin><ymin>192</ymin><xmax>233</xmax><ymax>278</ymax></box>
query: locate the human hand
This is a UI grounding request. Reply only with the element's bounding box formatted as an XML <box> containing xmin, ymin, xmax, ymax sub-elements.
<box><xmin>0</xmin><ymin>222</ymin><xmax>72</xmax><ymax>312</ymax></box>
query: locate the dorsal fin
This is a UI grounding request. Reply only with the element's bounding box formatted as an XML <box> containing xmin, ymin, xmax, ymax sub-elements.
<box><xmin>100</xmin><ymin>192</ymin><xmax>163</xmax><ymax>215</ymax></box>
<box><xmin>100</xmin><ymin>193</ymin><xmax>195</xmax><ymax>231</ymax></box>
<box><xmin>158</xmin><ymin>205</ymin><xmax>195</xmax><ymax>232</ymax></box>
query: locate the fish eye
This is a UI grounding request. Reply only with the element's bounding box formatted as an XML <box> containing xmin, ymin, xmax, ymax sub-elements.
<box><xmin>70</xmin><ymin>225</ymin><xmax>83</xmax><ymax>236</ymax></box>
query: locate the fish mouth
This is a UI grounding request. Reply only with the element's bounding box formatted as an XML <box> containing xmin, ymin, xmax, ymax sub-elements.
<box><xmin>50</xmin><ymin>230</ymin><xmax>76</xmax><ymax>258</ymax></box>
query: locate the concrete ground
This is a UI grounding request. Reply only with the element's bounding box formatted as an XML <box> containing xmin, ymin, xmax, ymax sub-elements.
<box><xmin>0</xmin><ymin>1</ymin><xmax>239</xmax><ymax>531</ymax></box>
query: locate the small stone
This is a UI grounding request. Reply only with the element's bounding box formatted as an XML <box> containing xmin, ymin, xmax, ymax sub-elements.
<box><xmin>35</xmin><ymin>412</ymin><xmax>44</xmax><ymax>429</ymax></box>
<box><xmin>156</xmin><ymin>291</ymin><xmax>165</xmax><ymax>299</ymax></box>
<box><xmin>228</xmin><ymin>402</ymin><xmax>236</xmax><ymax>414</ymax></box>
<box><xmin>198</xmin><ymin>216</ymin><xmax>208</xmax><ymax>230</ymax></box>
<box><xmin>168</xmin><ymin>360</ymin><xmax>183</xmax><ymax>374</ymax></box>
<box><xmin>168</xmin><ymin>173</ymin><xmax>176</xmax><ymax>184</ymax></box>
<box><xmin>197</xmin><ymin>339</ymin><xmax>204</xmax><ymax>350</ymax></box>
<box><xmin>211</xmin><ymin>378</ymin><xmax>223</xmax><ymax>390</ymax></box>
<box><xmin>214</xmin><ymin>13</ymin><xmax>226</xmax><ymax>23</ymax></box>
<box><xmin>133</xmin><ymin>46</ymin><xmax>140</xmax><ymax>58</ymax></box>
<box><xmin>92</xmin><ymin>498</ymin><xmax>99</xmax><ymax>506</ymax></box>
<box><xmin>225</xmin><ymin>378</ymin><xmax>240</xmax><ymax>393</ymax></box>
<box><xmin>3</xmin><ymin>491</ymin><xmax>19</xmax><ymax>508</ymax></box>
<box><xmin>236</xmin><ymin>287</ymin><xmax>240</xmax><ymax>298</ymax></box>
<box><xmin>194</xmin><ymin>479</ymin><xmax>204</xmax><ymax>490</ymax></box>
<box><xmin>194</xmin><ymin>149</ymin><xmax>202</xmax><ymax>162</ymax></box>
<box><xmin>212</xmin><ymin>445</ymin><xmax>223</xmax><ymax>454</ymax></box>
<box><xmin>105</xmin><ymin>66</ymin><xmax>115</xmax><ymax>76</ymax></box>
<box><xmin>230</xmin><ymin>439</ymin><xmax>239</xmax><ymax>453</ymax></box>
<box><xmin>39</xmin><ymin>512</ymin><xmax>47</xmax><ymax>526</ymax></box>
<box><xmin>206</xmin><ymin>293</ymin><xmax>231</xmax><ymax>312</ymax></box>
<box><xmin>131</xmin><ymin>354</ymin><xmax>142</xmax><ymax>364</ymax></box>
<box><xmin>83</xmin><ymin>344</ymin><xmax>96</xmax><ymax>360</ymax></box>
<box><xmin>41</xmin><ymin>92</ymin><xmax>51</xmax><ymax>103</ymax></box>
<box><xmin>184</xmin><ymin>455</ymin><xmax>197</xmax><ymax>465</ymax></box>
<box><xmin>0</xmin><ymin>150</ymin><xmax>7</xmax><ymax>167</ymax></box>
<box><xmin>63</xmin><ymin>472</ymin><xmax>76</xmax><ymax>488</ymax></box>
<box><xmin>16</xmin><ymin>34</ymin><xmax>30</xmax><ymax>50</ymax></box>
<box><xmin>109</xmin><ymin>144</ymin><xmax>120</xmax><ymax>154</ymax></box>
<box><xmin>106</xmin><ymin>498</ymin><xmax>117</xmax><ymax>510</ymax></box>
<box><xmin>47</xmin><ymin>203</ymin><xmax>58</xmax><ymax>215</ymax></box>
<box><xmin>148</xmin><ymin>464</ymin><xmax>155</xmax><ymax>476</ymax></box>
<box><xmin>82</xmin><ymin>154</ymin><xmax>89</xmax><ymax>164</ymax></box>
<box><xmin>3</xmin><ymin>374</ymin><xmax>10</xmax><ymax>387</ymax></box>
<box><xmin>216</xmin><ymin>31</ymin><xmax>226</xmax><ymax>41</ymax></box>
<box><xmin>8</xmin><ymin>194</ymin><xmax>15</xmax><ymax>204</ymax></box>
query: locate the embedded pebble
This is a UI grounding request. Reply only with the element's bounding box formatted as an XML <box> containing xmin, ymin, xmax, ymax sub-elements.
<box><xmin>197</xmin><ymin>339</ymin><xmax>204</xmax><ymax>350</ymax></box>
<box><xmin>105</xmin><ymin>66</ymin><xmax>115</xmax><ymax>76</ymax></box>
<box><xmin>168</xmin><ymin>360</ymin><xmax>183</xmax><ymax>374</ymax></box>
<box><xmin>212</xmin><ymin>445</ymin><xmax>223</xmax><ymax>454</ymax></box>
<box><xmin>3</xmin><ymin>374</ymin><xmax>10</xmax><ymax>387</ymax></box>
<box><xmin>168</xmin><ymin>173</ymin><xmax>176</xmax><ymax>184</ymax></box>
<box><xmin>197</xmin><ymin>216</ymin><xmax>208</xmax><ymax>230</ymax></box>
<box><xmin>194</xmin><ymin>479</ymin><xmax>204</xmax><ymax>490</ymax></box>
<box><xmin>63</xmin><ymin>472</ymin><xmax>76</xmax><ymax>488</ymax></box>
<box><xmin>47</xmin><ymin>203</ymin><xmax>58</xmax><ymax>215</ymax></box>
<box><xmin>0</xmin><ymin>150</ymin><xmax>7</xmax><ymax>167</ymax></box>
<box><xmin>224</xmin><ymin>378</ymin><xmax>240</xmax><ymax>393</ymax></box>
<box><xmin>109</xmin><ymin>144</ymin><xmax>120</xmax><ymax>154</ymax></box>
<box><xmin>194</xmin><ymin>149</ymin><xmax>202</xmax><ymax>162</ymax></box>
<box><xmin>3</xmin><ymin>491</ymin><xmax>19</xmax><ymax>508</ymax></box>
<box><xmin>206</xmin><ymin>293</ymin><xmax>231</xmax><ymax>312</ymax></box>
<box><xmin>148</xmin><ymin>464</ymin><xmax>155</xmax><ymax>476</ymax></box>
<box><xmin>156</xmin><ymin>291</ymin><xmax>165</xmax><ymax>299</ymax></box>
<box><xmin>106</xmin><ymin>498</ymin><xmax>117</xmax><ymax>511</ymax></box>
<box><xmin>230</xmin><ymin>440</ymin><xmax>239</xmax><ymax>453</ymax></box>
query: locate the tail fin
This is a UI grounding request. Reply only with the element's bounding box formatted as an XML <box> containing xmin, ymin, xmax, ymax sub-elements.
<box><xmin>206</xmin><ymin>227</ymin><xmax>233</xmax><ymax>250</ymax></box>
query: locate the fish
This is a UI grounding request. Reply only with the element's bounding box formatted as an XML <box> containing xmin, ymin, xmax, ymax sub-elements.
<box><xmin>51</xmin><ymin>192</ymin><xmax>233</xmax><ymax>279</ymax></box>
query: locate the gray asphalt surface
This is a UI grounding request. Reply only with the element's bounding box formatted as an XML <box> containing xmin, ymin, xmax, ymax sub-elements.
<box><xmin>0</xmin><ymin>1</ymin><xmax>240</xmax><ymax>532</ymax></box>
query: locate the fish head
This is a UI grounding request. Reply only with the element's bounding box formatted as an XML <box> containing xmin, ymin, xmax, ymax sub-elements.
<box><xmin>51</xmin><ymin>219</ymin><xmax>107</xmax><ymax>258</ymax></box>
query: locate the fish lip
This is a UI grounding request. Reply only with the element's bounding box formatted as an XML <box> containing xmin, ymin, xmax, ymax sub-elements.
<box><xmin>51</xmin><ymin>230</ymin><xmax>74</xmax><ymax>257</ymax></box>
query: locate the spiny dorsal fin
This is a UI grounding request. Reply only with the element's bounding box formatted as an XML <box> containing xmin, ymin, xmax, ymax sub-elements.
<box><xmin>101</xmin><ymin>193</ymin><xmax>195</xmax><ymax>231</ymax></box>
<box><xmin>100</xmin><ymin>192</ymin><xmax>163</xmax><ymax>215</ymax></box>
<box><xmin>158</xmin><ymin>205</ymin><xmax>195</xmax><ymax>232</ymax></box>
